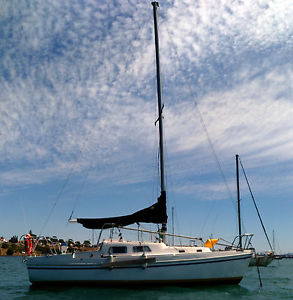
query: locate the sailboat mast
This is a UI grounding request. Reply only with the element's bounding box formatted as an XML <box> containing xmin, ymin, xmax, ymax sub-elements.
<box><xmin>152</xmin><ymin>2</ymin><xmax>167</xmax><ymax>235</ymax></box>
<box><xmin>152</xmin><ymin>1</ymin><xmax>165</xmax><ymax>194</ymax></box>
<box><xmin>236</xmin><ymin>154</ymin><xmax>242</xmax><ymax>248</ymax></box>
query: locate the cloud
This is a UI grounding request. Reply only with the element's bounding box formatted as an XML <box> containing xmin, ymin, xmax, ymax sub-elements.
<box><xmin>0</xmin><ymin>0</ymin><xmax>292</xmax><ymax>197</ymax></box>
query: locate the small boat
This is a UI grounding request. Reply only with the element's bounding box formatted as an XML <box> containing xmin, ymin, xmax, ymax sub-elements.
<box><xmin>249</xmin><ymin>252</ymin><xmax>274</xmax><ymax>267</ymax></box>
<box><xmin>235</xmin><ymin>155</ymin><xmax>274</xmax><ymax>267</ymax></box>
<box><xmin>26</xmin><ymin>2</ymin><xmax>252</xmax><ymax>286</ymax></box>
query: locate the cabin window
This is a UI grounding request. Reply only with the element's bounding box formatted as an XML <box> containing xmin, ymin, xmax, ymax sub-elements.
<box><xmin>196</xmin><ymin>249</ymin><xmax>202</xmax><ymax>252</ymax></box>
<box><xmin>179</xmin><ymin>249</ymin><xmax>185</xmax><ymax>253</ymax></box>
<box><xmin>133</xmin><ymin>246</ymin><xmax>152</xmax><ymax>253</ymax></box>
<box><xmin>109</xmin><ymin>246</ymin><xmax>127</xmax><ymax>254</ymax></box>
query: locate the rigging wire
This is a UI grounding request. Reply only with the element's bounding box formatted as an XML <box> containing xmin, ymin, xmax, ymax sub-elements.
<box><xmin>161</xmin><ymin>127</ymin><xmax>182</xmax><ymax>243</ymax></box>
<box><xmin>68</xmin><ymin>166</ymin><xmax>91</xmax><ymax>221</ymax></box>
<box><xmin>164</xmin><ymin>24</ymin><xmax>240</xmax><ymax>239</ymax></box>
<box><xmin>239</xmin><ymin>156</ymin><xmax>273</xmax><ymax>251</ymax></box>
<box><xmin>164</xmin><ymin>26</ymin><xmax>236</xmax><ymax>210</ymax></box>
<box><xmin>37</xmin><ymin>159</ymin><xmax>78</xmax><ymax>238</ymax></box>
<box><xmin>151</xmin><ymin>24</ymin><xmax>182</xmax><ymax>241</ymax></box>
<box><xmin>37</xmin><ymin>4</ymin><xmax>153</xmax><ymax>238</ymax></box>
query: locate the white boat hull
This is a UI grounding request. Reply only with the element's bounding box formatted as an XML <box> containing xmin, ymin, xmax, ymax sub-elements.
<box><xmin>27</xmin><ymin>250</ymin><xmax>251</xmax><ymax>285</ymax></box>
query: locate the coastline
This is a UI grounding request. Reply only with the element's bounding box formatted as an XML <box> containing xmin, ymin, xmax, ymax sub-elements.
<box><xmin>0</xmin><ymin>243</ymin><xmax>24</xmax><ymax>256</ymax></box>
<box><xmin>0</xmin><ymin>242</ymin><xmax>97</xmax><ymax>256</ymax></box>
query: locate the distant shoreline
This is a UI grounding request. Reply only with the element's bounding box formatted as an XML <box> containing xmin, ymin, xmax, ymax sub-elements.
<box><xmin>0</xmin><ymin>241</ymin><xmax>97</xmax><ymax>256</ymax></box>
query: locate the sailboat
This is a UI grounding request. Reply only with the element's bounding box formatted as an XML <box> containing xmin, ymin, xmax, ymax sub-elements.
<box><xmin>235</xmin><ymin>154</ymin><xmax>274</xmax><ymax>267</ymax></box>
<box><xmin>26</xmin><ymin>2</ymin><xmax>252</xmax><ymax>285</ymax></box>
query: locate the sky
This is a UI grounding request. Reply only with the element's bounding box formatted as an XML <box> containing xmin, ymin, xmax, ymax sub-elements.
<box><xmin>0</xmin><ymin>0</ymin><xmax>292</xmax><ymax>252</ymax></box>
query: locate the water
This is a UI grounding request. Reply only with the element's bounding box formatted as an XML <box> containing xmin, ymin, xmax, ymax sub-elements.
<box><xmin>1</xmin><ymin>257</ymin><xmax>292</xmax><ymax>299</ymax></box>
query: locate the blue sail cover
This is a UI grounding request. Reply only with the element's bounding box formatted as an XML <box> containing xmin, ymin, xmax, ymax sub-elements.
<box><xmin>77</xmin><ymin>192</ymin><xmax>167</xmax><ymax>229</ymax></box>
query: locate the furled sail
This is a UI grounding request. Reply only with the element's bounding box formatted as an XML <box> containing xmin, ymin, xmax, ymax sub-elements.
<box><xmin>77</xmin><ymin>191</ymin><xmax>167</xmax><ymax>229</ymax></box>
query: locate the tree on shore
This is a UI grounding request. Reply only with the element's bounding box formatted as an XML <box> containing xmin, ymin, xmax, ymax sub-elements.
<box><xmin>67</xmin><ymin>239</ymin><xmax>74</xmax><ymax>247</ymax></box>
<box><xmin>9</xmin><ymin>235</ymin><xmax>18</xmax><ymax>243</ymax></box>
<box><xmin>1</xmin><ymin>242</ymin><xmax>8</xmax><ymax>249</ymax></box>
<box><xmin>51</xmin><ymin>236</ymin><xmax>58</xmax><ymax>243</ymax></box>
<box><xmin>83</xmin><ymin>240</ymin><xmax>91</xmax><ymax>247</ymax></box>
<box><xmin>7</xmin><ymin>248</ymin><xmax>13</xmax><ymax>255</ymax></box>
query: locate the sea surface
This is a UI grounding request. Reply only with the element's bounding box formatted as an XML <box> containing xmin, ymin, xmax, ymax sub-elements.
<box><xmin>1</xmin><ymin>257</ymin><xmax>292</xmax><ymax>299</ymax></box>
